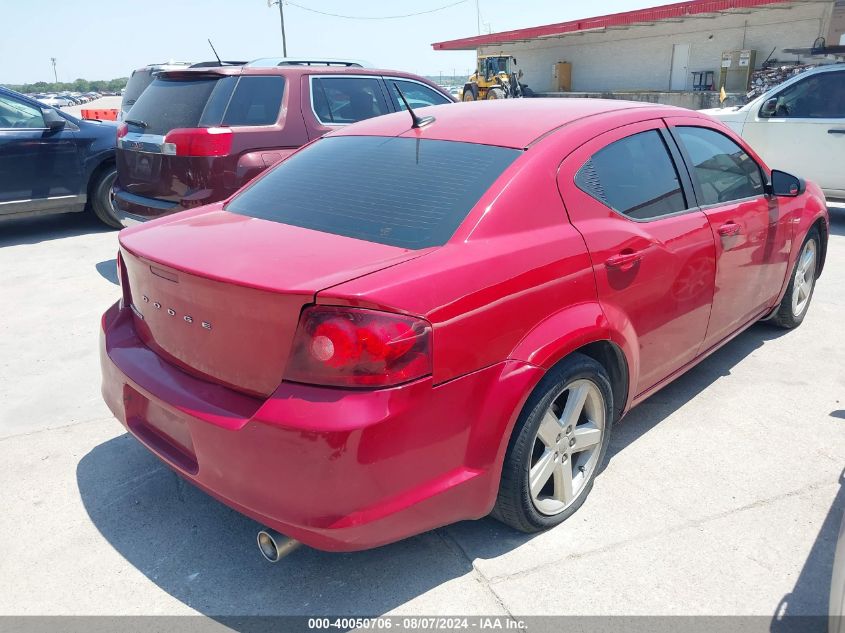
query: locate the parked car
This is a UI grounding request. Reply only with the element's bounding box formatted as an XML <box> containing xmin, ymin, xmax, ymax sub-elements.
<box><xmin>0</xmin><ymin>87</ymin><xmax>118</xmax><ymax>225</ymax></box>
<box><xmin>100</xmin><ymin>99</ymin><xmax>828</xmax><ymax>558</ymax></box>
<box><xmin>39</xmin><ymin>95</ymin><xmax>74</xmax><ymax>108</ymax></box>
<box><xmin>112</xmin><ymin>62</ymin><xmax>456</xmax><ymax>226</ymax></box>
<box><xmin>119</xmin><ymin>62</ymin><xmax>195</xmax><ymax>121</ymax></box>
<box><xmin>704</xmin><ymin>64</ymin><xmax>845</xmax><ymax>203</ymax></box>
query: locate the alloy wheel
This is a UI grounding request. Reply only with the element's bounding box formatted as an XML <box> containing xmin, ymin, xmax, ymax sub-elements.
<box><xmin>791</xmin><ymin>239</ymin><xmax>817</xmax><ymax>317</ymax></box>
<box><xmin>529</xmin><ymin>379</ymin><xmax>605</xmax><ymax>516</ymax></box>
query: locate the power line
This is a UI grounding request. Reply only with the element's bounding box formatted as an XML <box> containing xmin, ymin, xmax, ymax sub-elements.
<box><xmin>284</xmin><ymin>0</ymin><xmax>468</xmax><ymax>20</ymax></box>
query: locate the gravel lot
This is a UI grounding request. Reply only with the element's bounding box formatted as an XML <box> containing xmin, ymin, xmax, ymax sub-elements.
<box><xmin>0</xmin><ymin>206</ymin><xmax>843</xmax><ymax>623</ymax></box>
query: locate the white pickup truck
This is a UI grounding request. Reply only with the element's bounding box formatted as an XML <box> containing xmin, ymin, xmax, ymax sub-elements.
<box><xmin>703</xmin><ymin>64</ymin><xmax>845</xmax><ymax>203</ymax></box>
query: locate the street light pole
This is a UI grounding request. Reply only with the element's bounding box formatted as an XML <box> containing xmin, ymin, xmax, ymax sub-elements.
<box><xmin>51</xmin><ymin>57</ymin><xmax>58</xmax><ymax>83</ymax></box>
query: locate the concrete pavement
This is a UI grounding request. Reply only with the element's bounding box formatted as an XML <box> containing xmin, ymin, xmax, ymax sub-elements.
<box><xmin>0</xmin><ymin>208</ymin><xmax>843</xmax><ymax>621</ymax></box>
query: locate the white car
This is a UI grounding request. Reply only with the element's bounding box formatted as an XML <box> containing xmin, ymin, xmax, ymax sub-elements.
<box><xmin>703</xmin><ymin>64</ymin><xmax>845</xmax><ymax>203</ymax></box>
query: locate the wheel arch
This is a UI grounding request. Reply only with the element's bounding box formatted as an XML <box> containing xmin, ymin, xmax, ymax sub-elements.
<box><xmin>811</xmin><ymin>215</ymin><xmax>828</xmax><ymax>278</ymax></box>
<box><xmin>86</xmin><ymin>156</ymin><xmax>117</xmax><ymax>204</ymax></box>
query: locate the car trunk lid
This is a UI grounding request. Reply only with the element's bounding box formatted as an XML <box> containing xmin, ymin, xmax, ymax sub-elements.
<box><xmin>118</xmin><ymin>208</ymin><xmax>430</xmax><ymax>396</ymax></box>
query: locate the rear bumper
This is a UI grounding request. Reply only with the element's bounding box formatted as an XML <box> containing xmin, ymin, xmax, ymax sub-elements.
<box><xmin>112</xmin><ymin>187</ymin><xmax>183</xmax><ymax>223</ymax></box>
<box><xmin>99</xmin><ymin>301</ymin><xmax>541</xmax><ymax>551</ymax></box>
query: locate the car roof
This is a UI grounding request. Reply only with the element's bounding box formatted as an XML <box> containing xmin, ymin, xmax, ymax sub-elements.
<box><xmin>155</xmin><ymin>65</ymin><xmax>441</xmax><ymax>81</ymax></box>
<box><xmin>329</xmin><ymin>98</ymin><xmax>688</xmax><ymax>149</ymax></box>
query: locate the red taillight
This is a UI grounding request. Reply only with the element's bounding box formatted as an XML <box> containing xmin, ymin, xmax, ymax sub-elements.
<box><xmin>163</xmin><ymin>127</ymin><xmax>233</xmax><ymax>157</ymax></box>
<box><xmin>285</xmin><ymin>306</ymin><xmax>432</xmax><ymax>388</ymax></box>
<box><xmin>116</xmin><ymin>123</ymin><xmax>128</xmax><ymax>139</ymax></box>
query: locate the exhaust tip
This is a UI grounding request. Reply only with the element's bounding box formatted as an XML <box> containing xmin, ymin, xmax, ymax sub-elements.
<box><xmin>257</xmin><ymin>529</ymin><xmax>300</xmax><ymax>562</ymax></box>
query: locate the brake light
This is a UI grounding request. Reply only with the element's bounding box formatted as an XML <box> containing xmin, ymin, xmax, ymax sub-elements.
<box><xmin>285</xmin><ymin>306</ymin><xmax>432</xmax><ymax>388</ymax></box>
<box><xmin>163</xmin><ymin>127</ymin><xmax>233</xmax><ymax>157</ymax></box>
<box><xmin>116</xmin><ymin>123</ymin><xmax>128</xmax><ymax>140</ymax></box>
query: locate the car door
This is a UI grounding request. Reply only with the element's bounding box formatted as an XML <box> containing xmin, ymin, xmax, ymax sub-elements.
<box><xmin>558</xmin><ymin>120</ymin><xmax>716</xmax><ymax>395</ymax></box>
<box><xmin>303</xmin><ymin>75</ymin><xmax>392</xmax><ymax>140</ymax></box>
<box><xmin>667</xmin><ymin>119</ymin><xmax>791</xmax><ymax>349</ymax></box>
<box><xmin>0</xmin><ymin>93</ymin><xmax>82</xmax><ymax>213</ymax></box>
<box><xmin>741</xmin><ymin>69</ymin><xmax>845</xmax><ymax>197</ymax></box>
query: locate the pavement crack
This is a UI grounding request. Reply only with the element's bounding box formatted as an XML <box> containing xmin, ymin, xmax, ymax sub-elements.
<box><xmin>0</xmin><ymin>416</ymin><xmax>116</xmax><ymax>443</ymax></box>
<box><xmin>437</xmin><ymin>527</ymin><xmax>516</xmax><ymax>619</ymax></box>
<box><xmin>487</xmin><ymin>477</ymin><xmax>838</xmax><ymax>584</ymax></box>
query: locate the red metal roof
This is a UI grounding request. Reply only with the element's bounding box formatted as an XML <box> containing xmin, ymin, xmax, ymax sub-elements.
<box><xmin>432</xmin><ymin>0</ymin><xmax>791</xmax><ymax>50</ymax></box>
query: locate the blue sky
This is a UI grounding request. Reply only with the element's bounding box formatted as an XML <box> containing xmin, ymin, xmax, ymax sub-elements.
<box><xmin>1</xmin><ymin>0</ymin><xmax>656</xmax><ymax>84</ymax></box>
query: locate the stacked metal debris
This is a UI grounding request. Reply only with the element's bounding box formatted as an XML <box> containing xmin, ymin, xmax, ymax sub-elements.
<box><xmin>746</xmin><ymin>62</ymin><xmax>815</xmax><ymax>99</ymax></box>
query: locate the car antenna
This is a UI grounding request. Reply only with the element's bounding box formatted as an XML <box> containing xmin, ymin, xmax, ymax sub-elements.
<box><xmin>207</xmin><ymin>39</ymin><xmax>223</xmax><ymax>66</ymax></box>
<box><xmin>392</xmin><ymin>82</ymin><xmax>435</xmax><ymax>129</ymax></box>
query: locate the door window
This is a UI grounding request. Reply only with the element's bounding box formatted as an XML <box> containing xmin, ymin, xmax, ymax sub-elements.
<box><xmin>311</xmin><ymin>77</ymin><xmax>389</xmax><ymax>125</ymax></box>
<box><xmin>0</xmin><ymin>95</ymin><xmax>45</xmax><ymax>129</ymax></box>
<box><xmin>386</xmin><ymin>79</ymin><xmax>451</xmax><ymax>110</ymax></box>
<box><xmin>574</xmin><ymin>130</ymin><xmax>687</xmax><ymax>220</ymax></box>
<box><xmin>768</xmin><ymin>71</ymin><xmax>845</xmax><ymax>118</ymax></box>
<box><xmin>675</xmin><ymin>127</ymin><xmax>764</xmax><ymax>205</ymax></box>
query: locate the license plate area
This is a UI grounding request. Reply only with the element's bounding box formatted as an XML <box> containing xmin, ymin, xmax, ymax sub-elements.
<box><xmin>124</xmin><ymin>385</ymin><xmax>198</xmax><ymax>474</ymax></box>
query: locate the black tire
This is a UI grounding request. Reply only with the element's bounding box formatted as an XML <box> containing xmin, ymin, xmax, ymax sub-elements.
<box><xmin>89</xmin><ymin>164</ymin><xmax>121</xmax><ymax>229</ymax></box>
<box><xmin>491</xmin><ymin>353</ymin><xmax>615</xmax><ymax>533</ymax></box>
<box><xmin>770</xmin><ymin>228</ymin><xmax>820</xmax><ymax>329</ymax></box>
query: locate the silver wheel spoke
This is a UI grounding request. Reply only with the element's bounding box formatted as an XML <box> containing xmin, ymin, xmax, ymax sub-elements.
<box><xmin>553</xmin><ymin>461</ymin><xmax>574</xmax><ymax>504</ymax></box>
<box><xmin>560</xmin><ymin>383</ymin><xmax>589</xmax><ymax>429</ymax></box>
<box><xmin>529</xmin><ymin>378</ymin><xmax>606</xmax><ymax>516</ymax></box>
<box><xmin>530</xmin><ymin>450</ymin><xmax>556</xmax><ymax>498</ymax></box>
<box><xmin>572</xmin><ymin>421</ymin><xmax>601</xmax><ymax>452</ymax></box>
<box><xmin>537</xmin><ymin>410</ymin><xmax>562</xmax><ymax>448</ymax></box>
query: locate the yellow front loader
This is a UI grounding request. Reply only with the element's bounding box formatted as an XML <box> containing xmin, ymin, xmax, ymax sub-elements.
<box><xmin>462</xmin><ymin>55</ymin><xmax>533</xmax><ymax>101</ymax></box>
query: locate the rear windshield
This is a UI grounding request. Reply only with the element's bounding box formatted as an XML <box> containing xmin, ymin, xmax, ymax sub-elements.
<box><xmin>225</xmin><ymin>136</ymin><xmax>521</xmax><ymax>249</ymax></box>
<box><xmin>126</xmin><ymin>77</ymin><xmax>220</xmax><ymax>135</ymax></box>
<box><xmin>126</xmin><ymin>75</ymin><xmax>286</xmax><ymax>135</ymax></box>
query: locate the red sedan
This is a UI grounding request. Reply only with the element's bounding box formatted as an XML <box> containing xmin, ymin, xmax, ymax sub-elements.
<box><xmin>100</xmin><ymin>99</ymin><xmax>829</xmax><ymax>559</ymax></box>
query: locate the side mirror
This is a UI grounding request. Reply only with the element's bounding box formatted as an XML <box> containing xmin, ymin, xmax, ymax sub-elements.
<box><xmin>769</xmin><ymin>169</ymin><xmax>806</xmax><ymax>197</ymax></box>
<box><xmin>759</xmin><ymin>97</ymin><xmax>778</xmax><ymax>118</ymax></box>
<box><xmin>42</xmin><ymin>108</ymin><xmax>66</xmax><ymax>131</ymax></box>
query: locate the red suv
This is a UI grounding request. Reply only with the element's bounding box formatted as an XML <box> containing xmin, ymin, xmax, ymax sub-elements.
<box><xmin>110</xmin><ymin>61</ymin><xmax>454</xmax><ymax>227</ymax></box>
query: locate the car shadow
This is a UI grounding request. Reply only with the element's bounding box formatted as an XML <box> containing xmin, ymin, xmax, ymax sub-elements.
<box><xmin>770</xmin><ymin>468</ymin><xmax>845</xmax><ymax>632</ymax></box>
<box><xmin>95</xmin><ymin>258</ymin><xmax>119</xmax><ymax>285</ymax></box>
<box><xmin>0</xmin><ymin>212</ymin><xmax>114</xmax><ymax>247</ymax></box>
<box><xmin>74</xmin><ymin>321</ymin><xmax>795</xmax><ymax>623</ymax></box>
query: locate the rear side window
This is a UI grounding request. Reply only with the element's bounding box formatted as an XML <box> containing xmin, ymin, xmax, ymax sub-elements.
<box><xmin>126</xmin><ymin>78</ymin><xmax>220</xmax><ymax>135</ymax></box>
<box><xmin>575</xmin><ymin>130</ymin><xmax>687</xmax><ymax>220</ymax></box>
<box><xmin>387</xmin><ymin>79</ymin><xmax>451</xmax><ymax>110</ymax></box>
<box><xmin>226</xmin><ymin>136</ymin><xmax>520</xmax><ymax>249</ymax></box>
<box><xmin>222</xmin><ymin>76</ymin><xmax>285</xmax><ymax>126</ymax></box>
<box><xmin>311</xmin><ymin>77</ymin><xmax>390</xmax><ymax>125</ymax></box>
<box><xmin>675</xmin><ymin>127</ymin><xmax>764</xmax><ymax>205</ymax></box>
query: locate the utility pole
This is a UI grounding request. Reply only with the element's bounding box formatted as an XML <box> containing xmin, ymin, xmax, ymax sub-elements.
<box><xmin>50</xmin><ymin>57</ymin><xmax>57</xmax><ymax>83</ymax></box>
<box><xmin>268</xmin><ymin>0</ymin><xmax>287</xmax><ymax>57</ymax></box>
<box><xmin>475</xmin><ymin>0</ymin><xmax>481</xmax><ymax>35</ymax></box>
